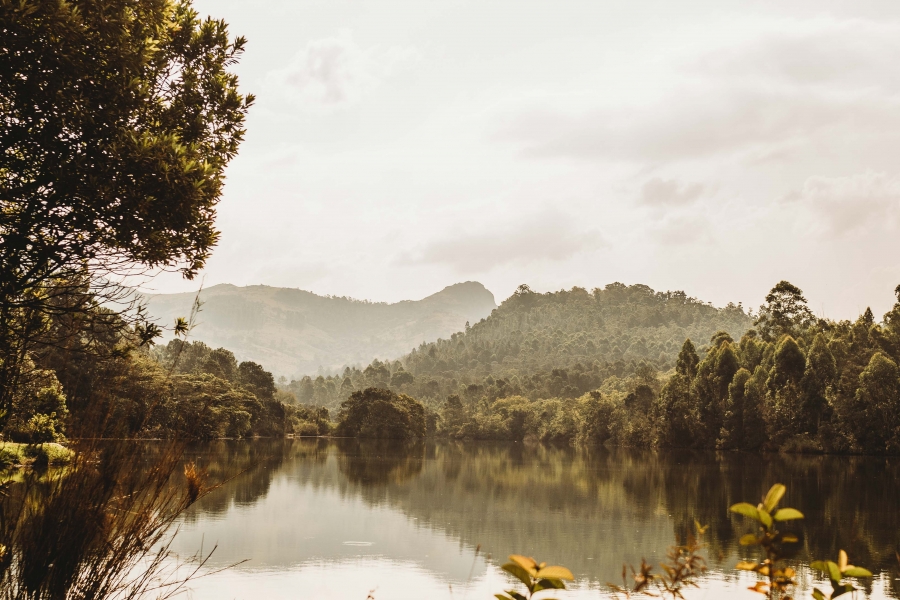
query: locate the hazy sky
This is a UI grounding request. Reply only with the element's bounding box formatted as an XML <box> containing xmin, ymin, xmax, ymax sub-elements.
<box><xmin>149</xmin><ymin>0</ymin><xmax>900</xmax><ymax>319</ymax></box>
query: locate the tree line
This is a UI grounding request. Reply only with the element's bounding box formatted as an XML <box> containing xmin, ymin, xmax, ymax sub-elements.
<box><xmin>283</xmin><ymin>283</ymin><xmax>750</xmax><ymax>411</ymax></box>
<box><xmin>323</xmin><ymin>281</ymin><xmax>900</xmax><ymax>456</ymax></box>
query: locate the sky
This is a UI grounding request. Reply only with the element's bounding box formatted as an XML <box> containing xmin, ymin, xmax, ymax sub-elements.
<box><xmin>148</xmin><ymin>0</ymin><xmax>900</xmax><ymax>320</ymax></box>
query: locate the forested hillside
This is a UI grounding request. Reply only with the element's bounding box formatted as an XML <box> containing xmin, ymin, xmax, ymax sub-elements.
<box><xmin>145</xmin><ymin>281</ymin><xmax>496</xmax><ymax>377</ymax></box>
<box><xmin>285</xmin><ymin>283</ymin><xmax>751</xmax><ymax>410</ymax></box>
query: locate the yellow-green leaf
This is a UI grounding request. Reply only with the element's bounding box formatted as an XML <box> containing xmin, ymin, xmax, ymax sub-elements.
<box><xmin>758</xmin><ymin>509</ymin><xmax>773</xmax><ymax>529</ymax></box>
<box><xmin>508</xmin><ymin>555</ymin><xmax>538</xmax><ymax>575</ymax></box>
<box><xmin>826</xmin><ymin>560</ymin><xmax>841</xmax><ymax>582</ymax></box>
<box><xmin>502</xmin><ymin>563</ymin><xmax>533</xmax><ymax>588</ymax></box>
<box><xmin>839</xmin><ymin>550</ymin><xmax>848</xmax><ymax>570</ymax></box>
<box><xmin>773</xmin><ymin>508</ymin><xmax>804</xmax><ymax>521</ymax></box>
<box><xmin>534</xmin><ymin>578</ymin><xmax>566</xmax><ymax>591</ymax></box>
<box><xmin>735</xmin><ymin>561</ymin><xmax>759</xmax><ymax>571</ymax></box>
<box><xmin>536</xmin><ymin>566</ymin><xmax>574</xmax><ymax>581</ymax></box>
<box><xmin>842</xmin><ymin>567</ymin><xmax>872</xmax><ymax>578</ymax></box>
<box><xmin>781</xmin><ymin>534</ymin><xmax>798</xmax><ymax>543</ymax></box>
<box><xmin>730</xmin><ymin>503</ymin><xmax>761</xmax><ymax>523</ymax></box>
<box><xmin>739</xmin><ymin>534</ymin><xmax>758</xmax><ymax>545</ymax></box>
<box><xmin>763</xmin><ymin>484</ymin><xmax>786</xmax><ymax>512</ymax></box>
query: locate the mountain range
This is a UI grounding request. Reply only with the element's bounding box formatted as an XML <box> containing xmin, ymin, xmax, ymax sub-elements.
<box><xmin>144</xmin><ymin>282</ymin><xmax>497</xmax><ymax>377</ymax></box>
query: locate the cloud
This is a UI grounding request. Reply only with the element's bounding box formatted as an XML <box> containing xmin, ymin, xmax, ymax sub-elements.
<box><xmin>784</xmin><ymin>171</ymin><xmax>900</xmax><ymax>235</ymax></box>
<box><xmin>398</xmin><ymin>211</ymin><xmax>605</xmax><ymax>273</ymax></box>
<box><xmin>496</xmin><ymin>87</ymin><xmax>900</xmax><ymax>164</ymax></box>
<box><xmin>492</xmin><ymin>21</ymin><xmax>900</xmax><ymax>164</ymax></box>
<box><xmin>700</xmin><ymin>20</ymin><xmax>900</xmax><ymax>92</ymax></box>
<box><xmin>651</xmin><ymin>215</ymin><xmax>714</xmax><ymax>246</ymax></box>
<box><xmin>639</xmin><ymin>178</ymin><xmax>705</xmax><ymax>206</ymax></box>
<box><xmin>268</xmin><ymin>30</ymin><xmax>420</xmax><ymax>107</ymax></box>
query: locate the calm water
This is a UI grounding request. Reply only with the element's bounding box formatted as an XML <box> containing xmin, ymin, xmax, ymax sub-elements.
<box><xmin>166</xmin><ymin>440</ymin><xmax>900</xmax><ymax>599</ymax></box>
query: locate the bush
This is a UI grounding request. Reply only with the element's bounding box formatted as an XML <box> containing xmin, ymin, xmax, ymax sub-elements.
<box><xmin>0</xmin><ymin>447</ymin><xmax>20</xmax><ymax>468</ymax></box>
<box><xmin>294</xmin><ymin>421</ymin><xmax>319</xmax><ymax>437</ymax></box>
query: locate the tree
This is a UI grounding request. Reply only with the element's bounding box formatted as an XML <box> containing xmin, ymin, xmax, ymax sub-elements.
<box><xmin>718</xmin><ymin>367</ymin><xmax>751</xmax><ymax>449</ymax></box>
<box><xmin>741</xmin><ymin>365</ymin><xmax>769</xmax><ymax>450</ymax></box>
<box><xmin>676</xmin><ymin>339</ymin><xmax>700</xmax><ymax>379</ymax></box>
<box><xmin>0</xmin><ymin>0</ymin><xmax>253</xmax><ymax>423</ymax></box>
<box><xmin>656</xmin><ymin>374</ymin><xmax>697</xmax><ymax>447</ymax></box>
<box><xmin>851</xmin><ymin>353</ymin><xmax>900</xmax><ymax>453</ymax></box>
<box><xmin>800</xmin><ymin>333</ymin><xmax>836</xmax><ymax>434</ymax></box>
<box><xmin>755</xmin><ymin>281</ymin><xmax>815</xmax><ymax>342</ymax></box>
<box><xmin>766</xmin><ymin>336</ymin><xmax>807</xmax><ymax>441</ymax></box>
<box><xmin>336</xmin><ymin>387</ymin><xmax>426</xmax><ymax>440</ymax></box>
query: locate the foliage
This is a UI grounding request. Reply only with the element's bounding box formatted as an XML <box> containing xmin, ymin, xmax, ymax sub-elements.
<box><xmin>335</xmin><ymin>388</ymin><xmax>427</xmax><ymax>440</ymax></box>
<box><xmin>2</xmin><ymin>361</ymin><xmax>68</xmax><ymax>443</ymax></box>
<box><xmin>0</xmin><ymin>442</ymin><xmax>72</xmax><ymax>468</ymax></box>
<box><xmin>0</xmin><ymin>0</ymin><xmax>252</xmax><ymax>432</ymax></box>
<box><xmin>496</xmin><ymin>554</ymin><xmax>574</xmax><ymax>600</ymax></box>
<box><xmin>810</xmin><ymin>550</ymin><xmax>873</xmax><ymax>600</ymax></box>
<box><xmin>731</xmin><ymin>483</ymin><xmax>805</xmax><ymax>598</ymax></box>
<box><xmin>608</xmin><ymin>522</ymin><xmax>708</xmax><ymax>599</ymax></box>
<box><xmin>284</xmin><ymin>283</ymin><xmax>751</xmax><ymax>412</ymax></box>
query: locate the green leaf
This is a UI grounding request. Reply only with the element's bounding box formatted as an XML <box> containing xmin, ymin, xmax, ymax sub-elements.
<box><xmin>811</xmin><ymin>561</ymin><xmax>828</xmax><ymax>573</ymax></box>
<box><xmin>536</xmin><ymin>566</ymin><xmax>574</xmax><ymax>581</ymax></box>
<box><xmin>730</xmin><ymin>503</ymin><xmax>761</xmax><ymax>523</ymax></box>
<box><xmin>502</xmin><ymin>563</ymin><xmax>533</xmax><ymax>589</ymax></box>
<box><xmin>534</xmin><ymin>578</ymin><xmax>566</xmax><ymax>591</ymax></box>
<box><xmin>842</xmin><ymin>567</ymin><xmax>873</xmax><ymax>578</ymax></box>
<box><xmin>812</xmin><ymin>588</ymin><xmax>826</xmax><ymax>600</ymax></box>
<box><xmin>763</xmin><ymin>484</ymin><xmax>786</xmax><ymax>512</ymax></box>
<box><xmin>826</xmin><ymin>560</ymin><xmax>842</xmax><ymax>583</ymax></box>
<box><xmin>739</xmin><ymin>533</ymin><xmax>758</xmax><ymax>545</ymax></box>
<box><xmin>758</xmin><ymin>508</ymin><xmax>773</xmax><ymax>530</ymax></box>
<box><xmin>780</xmin><ymin>534</ymin><xmax>799</xmax><ymax>543</ymax></box>
<box><xmin>773</xmin><ymin>508</ymin><xmax>804</xmax><ymax>521</ymax></box>
<box><xmin>495</xmin><ymin>595</ymin><xmax>512</xmax><ymax>600</ymax></box>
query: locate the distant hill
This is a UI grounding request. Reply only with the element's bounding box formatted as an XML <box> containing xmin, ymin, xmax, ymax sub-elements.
<box><xmin>285</xmin><ymin>283</ymin><xmax>754</xmax><ymax>410</ymax></box>
<box><xmin>144</xmin><ymin>282</ymin><xmax>497</xmax><ymax>377</ymax></box>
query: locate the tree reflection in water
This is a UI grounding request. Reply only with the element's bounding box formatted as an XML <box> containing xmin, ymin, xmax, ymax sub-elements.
<box><xmin>174</xmin><ymin>440</ymin><xmax>900</xmax><ymax>597</ymax></box>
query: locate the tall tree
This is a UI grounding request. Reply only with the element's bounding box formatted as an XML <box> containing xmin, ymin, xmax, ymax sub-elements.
<box><xmin>754</xmin><ymin>281</ymin><xmax>815</xmax><ymax>342</ymax></box>
<box><xmin>676</xmin><ymin>339</ymin><xmax>700</xmax><ymax>379</ymax></box>
<box><xmin>0</xmin><ymin>0</ymin><xmax>253</xmax><ymax>422</ymax></box>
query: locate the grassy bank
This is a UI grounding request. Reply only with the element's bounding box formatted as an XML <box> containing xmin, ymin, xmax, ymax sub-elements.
<box><xmin>0</xmin><ymin>442</ymin><xmax>73</xmax><ymax>468</ymax></box>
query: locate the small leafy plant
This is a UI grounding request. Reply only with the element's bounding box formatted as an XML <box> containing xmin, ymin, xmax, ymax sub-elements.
<box><xmin>730</xmin><ymin>483</ymin><xmax>804</xmax><ymax>598</ymax></box>
<box><xmin>495</xmin><ymin>555</ymin><xmax>574</xmax><ymax>600</ymax></box>
<box><xmin>607</xmin><ymin>521</ymin><xmax>708</xmax><ymax>599</ymax></box>
<box><xmin>810</xmin><ymin>550</ymin><xmax>872</xmax><ymax>600</ymax></box>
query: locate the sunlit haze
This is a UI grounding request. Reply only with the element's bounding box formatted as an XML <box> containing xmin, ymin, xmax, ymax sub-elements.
<box><xmin>149</xmin><ymin>0</ymin><xmax>900</xmax><ymax>319</ymax></box>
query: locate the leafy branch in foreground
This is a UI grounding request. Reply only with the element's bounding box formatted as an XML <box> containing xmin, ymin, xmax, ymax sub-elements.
<box><xmin>607</xmin><ymin>521</ymin><xmax>708</xmax><ymax>599</ymax></box>
<box><xmin>495</xmin><ymin>555</ymin><xmax>574</xmax><ymax>600</ymax></box>
<box><xmin>731</xmin><ymin>483</ymin><xmax>805</xmax><ymax>598</ymax></box>
<box><xmin>810</xmin><ymin>550</ymin><xmax>872</xmax><ymax>600</ymax></box>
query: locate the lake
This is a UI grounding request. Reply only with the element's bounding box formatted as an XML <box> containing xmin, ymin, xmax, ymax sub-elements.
<box><xmin>167</xmin><ymin>440</ymin><xmax>900</xmax><ymax>599</ymax></box>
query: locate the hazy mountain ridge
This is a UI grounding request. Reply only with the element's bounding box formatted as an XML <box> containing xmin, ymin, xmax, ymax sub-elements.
<box><xmin>145</xmin><ymin>281</ymin><xmax>497</xmax><ymax>377</ymax></box>
<box><xmin>284</xmin><ymin>283</ymin><xmax>754</xmax><ymax>411</ymax></box>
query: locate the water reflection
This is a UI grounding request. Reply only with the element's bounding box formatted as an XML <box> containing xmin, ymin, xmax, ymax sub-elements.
<box><xmin>170</xmin><ymin>441</ymin><xmax>900</xmax><ymax>599</ymax></box>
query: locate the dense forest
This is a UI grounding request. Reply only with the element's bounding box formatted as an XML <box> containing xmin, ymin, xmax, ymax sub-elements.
<box><xmin>284</xmin><ymin>282</ymin><xmax>751</xmax><ymax>410</ymax></box>
<box><xmin>284</xmin><ymin>280</ymin><xmax>900</xmax><ymax>457</ymax></box>
<box><xmin>4</xmin><ymin>306</ymin><xmax>295</xmax><ymax>443</ymax></box>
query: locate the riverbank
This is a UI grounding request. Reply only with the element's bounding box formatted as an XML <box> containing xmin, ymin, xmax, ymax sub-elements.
<box><xmin>0</xmin><ymin>442</ymin><xmax>73</xmax><ymax>468</ymax></box>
